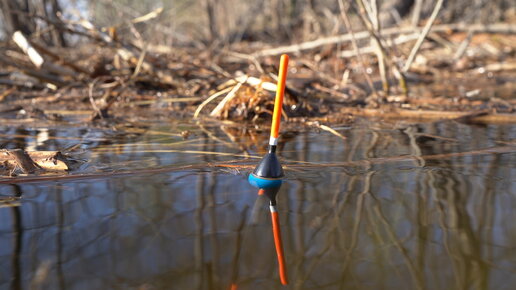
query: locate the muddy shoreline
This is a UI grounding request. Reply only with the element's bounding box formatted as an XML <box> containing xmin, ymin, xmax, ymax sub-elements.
<box><xmin>1</xmin><ymin>23</ymin><xmax>515</xmax><ymax>128</ymax></box>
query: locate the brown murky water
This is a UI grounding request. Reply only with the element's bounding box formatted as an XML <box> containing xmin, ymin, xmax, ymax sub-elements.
<box><xmin>0</xmin><ymin>119</ymin><xmax>515</xmax><ymax>289</ymax></box>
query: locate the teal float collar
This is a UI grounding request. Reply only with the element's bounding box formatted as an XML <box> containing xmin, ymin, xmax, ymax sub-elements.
<box><xmin>248</xmin><ymin>173</ymin><xmax>283</xmax><ymax>189</ymax></box>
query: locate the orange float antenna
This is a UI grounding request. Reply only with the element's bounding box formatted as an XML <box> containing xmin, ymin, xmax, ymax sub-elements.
<box><xmin>270</xmin><ymin>54</ymin><xmax>289</xmax><ymax>142</ymax></box>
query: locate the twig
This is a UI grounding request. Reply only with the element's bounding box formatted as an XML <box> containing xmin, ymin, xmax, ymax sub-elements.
<box><xmin>210</xmin><ymin>81</ymin><xmax>245</xmax><ymax>117</ymax></box>
<box><xmin>30</xmin><ymin>42</ymin><xmax>90</xmax><ymax>75</ymax></box>
<box><xmin>117</xmin><ymin>47</ymin><xmax>177</xmax><ymax>86</ymax></box>
<box><xmin>12</xmin><ymin>31</ymin><xmax>80</xmax><ymax>81</ymax></box>
<box><xmin>411</xmin><ymin>0</ymin><xmax>424</xmax><ymax>27</ymax></box>
<box><xmin>338</xmin><ymin>107</ymin><xmax>516</xmax><ymax>123</ymax></box>
<box><xmin>0</xmin><ymin>78</ymin><xmax>43</xmax><ymax>89</ymax></box>
<box><xmin>194</xmin><ymin>86</ymin><xmax>234</xmax><ymax>119</ymax></box>
<box><xmin>403</xmin><ymin>0</ymin><xmax>445</xmax><ymax>72</ymax></box>
<box><xmin>310</xmin><ymin>83</ymin><xmax>350</xmax><ymax>100</ymax></box>
<box><xmin>131</xmin><ymin>46</ymin><xmax>148</xmax><ymax>79</ymax></box>
<box><xmin>254</xmin><ymin>23</ymin><xmax>516</xmax><ymax>57</ymax></box>
<box><xmin>338</xmin><ymin>0</ymin><xmax>376</xmax><ymax>95</ymax></box>
<box><xmin>12</xmin><ymin>31</ymin><xmax>44</xmax><ymax>68</ymax></box>
<box><xmin>339</xmin><ymin>33</ymin><xmax>419</xmax><ymax>57</ymax></box>
<box><xmin>224</xmin><ymin>51</ymin><xmax>265</xmax><ymax>74</ymax></box>
<box><xmin>298</xmin><ymin>59</ymin><xmax>348</xmax><ymax>87</ymax></box>
<box><xmin>355</xmin><ymin>0</ymin><xmax>390</xmax><ymax>94</ymax></box>
<box><xmin>0</xmin><ymin>88</ymin><xmax>16</xmax><ymax>101</ymax></box>
<box><xmin>88</xmin><ymin>79</ymin><xmax>104</xmax><ymax>120</ymax></box>
<box><xmin>369</xmin><ymin>0</ymin><xmax>387</xmax><ymax>93</ymax></box>
<box><xmin>452</xmin><ymin>109</ymin><xmax>490</xmax><ymax>124</ymax></box>
<box><xmin>228</xmin><ymin>75</ymin><xmax>277</xmax><ymax>91</ymax></box>
<box><xmin>0</xmin><ymin>55</ymin><xmax>65</xmax><ymax>87</ymax></box>
<box><xmin>453</xmin><ymin>31</ymin><xmax>473</xmax><ymax>61</ymax></box>
<box><xmin>77</xmin><ymin>19</ymin><xmax>114</xmax><ymax>43</ymax></box>
<box><xmin>476</xmin><ymin>62</ymin><xmax>516</xmax><ymax>73</ymax></box>
<box><xmin>131</xmin><ymin>7</ymin><xmax>164</xmax><ymax>24</ymax></box>
<box><xmin>310</xmin><ymin>122</ymin><xmax>347</xmax><ymax>140</ymax></box>
<box><xmin>122</xmin><ymin>97</ymin><xmax>202</xmax><ymax>107</ymax></box>
<box><xmin>75</xmin><ymin>16</ymin><xmax>173</xmax><ymax>86</ymax></box>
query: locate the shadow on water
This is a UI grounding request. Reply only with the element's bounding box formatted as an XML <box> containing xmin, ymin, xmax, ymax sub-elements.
<box><xmin>0</xmin><ymin>119</ymin><xmax>515</xmax><ymax>289</ymax></box>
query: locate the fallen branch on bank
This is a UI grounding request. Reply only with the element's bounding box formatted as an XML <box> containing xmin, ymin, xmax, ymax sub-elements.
<box><xmin>337</xmin><ymin>107</ymin><xmax>516</xmax><ymax>123</ymax></box>
<box><xmin>254</xmin><ymin>22</ymin><xmax>516</xmax><ymax>57</ymax></box>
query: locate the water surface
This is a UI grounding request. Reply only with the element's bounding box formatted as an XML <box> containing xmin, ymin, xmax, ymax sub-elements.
<box><xmin>1</xmin><ymin>119</ymin><xmax>515</xmax><ymax>289</ymax></box>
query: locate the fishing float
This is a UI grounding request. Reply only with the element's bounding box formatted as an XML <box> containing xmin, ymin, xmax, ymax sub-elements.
<box><xmin>248</xmin><ymin>54</ymin><xmax>289</xmax><ymax>286</ymax></box>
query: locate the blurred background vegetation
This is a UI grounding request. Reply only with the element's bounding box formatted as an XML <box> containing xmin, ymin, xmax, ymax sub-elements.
<box><xmin>1</xmin><ymin>0</ymin><xmax>515</xmax><ymax>47</ymax></box>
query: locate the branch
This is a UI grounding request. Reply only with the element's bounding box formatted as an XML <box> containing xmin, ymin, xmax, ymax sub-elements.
<box><xmin>254</xmin><ymin>23</ymin><xmax>516</xmax><ymax>57</ymax></box>
<box><xmin>403</xmin><ymin>0</ymin><xmax>444</xmax><ymax>72</ymax></box>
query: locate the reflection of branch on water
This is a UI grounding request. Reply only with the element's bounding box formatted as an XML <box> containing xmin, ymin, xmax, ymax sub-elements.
<box><xmin>288</xmin><ymin>134</ymin><xmax>309</xmax><ymax>289</ymax></box>
<box><xmin>338</xmin><ymin>131</ymin><xmax>377</xmax><ymax>281</ymax></box>
<box><xmin>229</xmin><ymin>206</ymin><xmax>249</xmax><ymax>286</ymax></box>
<box><xmin>295</xmin><ymin>130</ymin><xmax>377</xmax><ymax>287</ymax></box>
<box><xmin>55</xmin><ymin>186</ymin><xmax>65</xmax><ymax>290</ymax></box>
<box><xmin>219</xmin><ymin>127</ymin><xmax>248</xmax><ymax>156</ymax></box>
<box><xmin>194</xmin><ymin>166</ymin><xmax>205</xmax><ymax>289</ymax></box>
<box><xmin>207</xmin><ymin>172</ymin><xmax>221</xmax><ymax>287</ymax></box>
<box><xmin>403</xmin><ymin>125</ymin><xmax>425</xmax><ymax>167</ymax></box>
<box><xmin>341</xmin><ymin>171</ymin><xmax>374</xmax><ymax>275</ymax></box>
<box><xmin>371</xmin><ymin>195</ymin><xmax>425</xmax><ymax>290</ymax></box>
<box><xmin>10</xmin><ymin>184</ymin><xmax>22</xmax><ymax>290</ymax></box>
<box><xmin>429</xmin><ymin>169</ymin><xmax>490</xmax><ymax>290</ymax></box>
<box><xmin>290</xmin><ymin>180</ymin><xmax>306</xmax><ymax>289</ymax></box>
<box><xmin>415</xmin><ymin>165</ymin><xmax>430</xmax><ymax>280</ymax></box>
<box><xmin>282</xmin><ymin>123</ymin><xmax>513</xmax><ymax>288</ymax></box>
<box><xmin>289</xmin><ymin>146</ymin><xmax>516</xmax><ymax>169</ymax></box>
<box><xmin>197</xmin><ymin>122</ymin><xmax>242</xmax><ymax>152</ymax></box>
